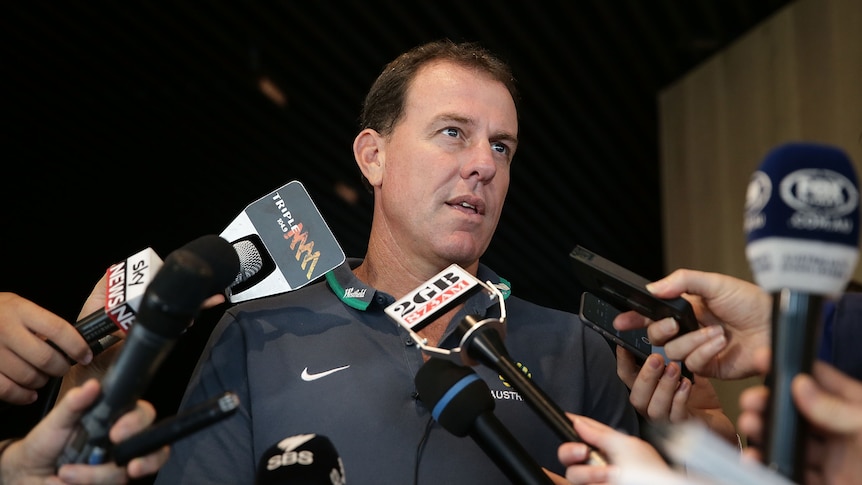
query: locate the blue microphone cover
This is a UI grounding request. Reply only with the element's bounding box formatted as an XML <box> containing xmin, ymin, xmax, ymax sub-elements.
<box><xmin>744</xmin><ymin>142</ymin><xmax>860</xmax><ymax>294</ymax></box>
<box><xmin>414</xmin><ymin>357</ymin><xmax>494</xmax><ymax>437</ymax></box>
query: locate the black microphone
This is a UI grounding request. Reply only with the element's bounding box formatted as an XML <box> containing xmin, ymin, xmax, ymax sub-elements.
<box><xmin>381</xmin><ymin>264</ymin><xmax>607</xmax><ymax>467</ymax></box>
<box><xmin>220</xmin><ymin>180</ymin><xmax>346</xmax><ymax>303</ymax></box>
<box><xmin>56</xmin><ymin>234</ymin><xmax>240</xmax><ymax>466</ymax></box>
<box><xmin>255</xmin><ymin>433</ymin><xmax>346</xmax><ymax>485</ymax></box>
<box><xmin>112</xmin><ymin>391</ymin><xmax>240</xmax><ymax>465</ymax></box>
<box><xmin>744</xmin><ymin>142</ymin><xmax>860</xmax><ymax>481</ymax></box>
<box><xmin>457</xmin><ymin>315</ymin><xmax>608</xmax><ymax>467</ymax></box>
<box><xmin>414</xmin><ymin>357</ymin><xmax>554</xmax><ymax>485</ymax></box>
<box><xmin>67</xmin><ymin>240</ymin><xmax>249</xmax><ymax>358</ymax></box>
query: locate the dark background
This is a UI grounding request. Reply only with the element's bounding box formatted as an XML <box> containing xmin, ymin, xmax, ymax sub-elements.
<box><xmin>0</xmin><ymin>0</ymin><xmax>792</xmax><ymax>450</ymax></box>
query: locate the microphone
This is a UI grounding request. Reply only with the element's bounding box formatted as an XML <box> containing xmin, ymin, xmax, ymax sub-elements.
<box><xmin>56</xmin><ymin>234</ymin><xmax>241</xmax><ymax>466</ymax></box>
<box><xmin>112</xmin><ymin>391</ymin><xmax>240</xmax><ymax>465</ymax></box>
<box><xmin>62</xmin><ymin>180</ymin><xmax>346</xmax><ymax>357</ymax></box>
<box><xmin>414</xmin><ymin>358</ymin><xmax>554</xmax><ymax>485</ymax></box>
<box><xmin>45</xmin><ymin>248</ymin><xmax>164</xmax><ymax>361</ymax></box>
<box><xmin>255</xmin><ymin>434</ymin><xmax>346</xmax><ymax>485</ymax></box>
<box><xmin>383</xmin><ymin>264</ymin><xmax>608</xmax><ymax>466</ymax></box>
<box><xmin>744</xmin><ymin>142</ymin><xmax>860</xmax><ymax>481</ymax></box>
<box><xmin>456</xmin><ymin>315</ymin><xmax>609</xmax><ymax>467</ymax></box>
<box><xmin>220</xmin><ymin>180</ymin><xmax>346</xmax><ymax>303</ymax></box>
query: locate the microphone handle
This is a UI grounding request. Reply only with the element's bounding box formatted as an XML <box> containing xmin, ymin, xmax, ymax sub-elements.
<box><xmin>113</xmin><ymin>391</ymin><xmax>239</xmax><ymax>465</ymax></box>
<box><xmin>45</xmin><ymin>310</ymin><xmax>122</xmax><ymax>366</ymax></box>
<box><xmin>467</xmin><ymin>331</ymin><xmax>607</xmax><ymax>465</ymax></box>
<box><xmin>471</xmin><ymin>412</ymin><xmax>554</xmax><ymax>485</ymax></box>
<box><xmin>75</xmin><ymin>309</ymin><xmax>122</xmax><ymax>353</ymax></box>
<box><xmin>56</xmin><ymin>324</ymin><xmax>178</xmax><ymax>466</ymax></box>
<box><xmin>764</xmin><ymin>290</ymin><xmax>822</xmax><ymax>482</ymax></box>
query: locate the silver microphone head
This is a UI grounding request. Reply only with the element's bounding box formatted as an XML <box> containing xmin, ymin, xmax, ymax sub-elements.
<box><xmin>231</xmin><ymin>239</ymin><xmax>264</xmax><ymax>286</ymax></box>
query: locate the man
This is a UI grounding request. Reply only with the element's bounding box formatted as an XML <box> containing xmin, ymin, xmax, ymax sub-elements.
<box><xmin>152</xmin><ymin>39</ymin><xmax>639</xmax><ymax>483</ymax></box>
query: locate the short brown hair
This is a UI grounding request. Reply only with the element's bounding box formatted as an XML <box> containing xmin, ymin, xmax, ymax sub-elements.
<box><xmin>358</xmin><ymin>39</ymin><xmax>519</xmax><ymax>191</ymax></box>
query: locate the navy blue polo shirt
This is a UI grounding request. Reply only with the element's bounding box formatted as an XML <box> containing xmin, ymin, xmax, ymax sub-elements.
<box><xmin>153</xmin><ymin>259</ymin><xmax>639</xmax><ymax>484</ymax></box>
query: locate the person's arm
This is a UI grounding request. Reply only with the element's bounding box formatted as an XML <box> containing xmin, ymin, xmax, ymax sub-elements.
<box><xmin>614</xmin><ymin>268</ymin><xmax>772</xmax><ymax>380</ymax></box>
<box><xmin>0</xmin><ymin>378</ymin><xmax>168</xmax><ymax>484</ymax></box>
<box><xmin>0</xmin><ymin>293</ymin><xmax>93</xmax><ymax>405</ymax></box>
<box><xmin>738</xmin><ymin>361</ymin><xmax>862</xmax><ymax>484</ymax></box>
<box><xmin>616</xmin><ymin>347</ymin><xmax>739</xmax><ymax>445</ymax></box>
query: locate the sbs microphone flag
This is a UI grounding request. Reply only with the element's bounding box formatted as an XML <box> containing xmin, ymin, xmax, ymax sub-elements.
<box><xmin>255</xmin><ymin>433</ymin><xmax>346</xmax><ymax>485</ymax></box>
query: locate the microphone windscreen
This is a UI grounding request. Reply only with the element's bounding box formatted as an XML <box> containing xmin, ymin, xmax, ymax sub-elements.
<box><xmin>231</xmin><ymin>238</ymin><xmax>266</xmax><ymax>286</ymax></box>
<box><xmin>414</xmin><ymin>358</ymin><xmax>494</xmax><ymax>437</ymax></box>
<box><xmin>137</xmin><ymin>234</ymin><xmax>240</xmax><ymax>337</ymax></box>
<box><xmin>255</xmin><ymin>434</ymin><xmax>346</xmax><ymax>485</ymax></box>
<box><xmin>744</xmin><ymin>142</ymin><xmax>860</xmax><ymax>294</ymax></box>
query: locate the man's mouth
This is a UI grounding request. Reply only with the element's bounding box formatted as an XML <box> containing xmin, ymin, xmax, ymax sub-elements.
<box><xmin>449</xmin><ymin>201</ymin><xmax>479</xmax><ymax>214</ymax></box>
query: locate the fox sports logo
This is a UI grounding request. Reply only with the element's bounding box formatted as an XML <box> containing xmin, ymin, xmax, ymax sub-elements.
<box><xmin>780</xmin><ymin>168</ymin><xmax>858</xmax><ymax>217</ymax></box>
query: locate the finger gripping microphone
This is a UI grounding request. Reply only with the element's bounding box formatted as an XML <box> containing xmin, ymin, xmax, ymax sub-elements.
<box><xmin>255</xmin><ymin>434</ymin><xmax>346</xmax><ymax>485</ymax></box>
<box><xmin>458</xmin><ymin>315</ymin><xmax>608</xmax><ymax>467</ymax></box>
<box><xmin>56</xmin><ymin>234</ymin><xmax>240</xmax><ymax>466</ymax></box>
<box><xmin>415</xmin><ymin>357</ymin><xmax>554</xmax><ymax>485</ymax></box>
<box><xmin>744</xmin><ymin>142</ymin><xmax>860</xmax><ymax>481</ymax></box>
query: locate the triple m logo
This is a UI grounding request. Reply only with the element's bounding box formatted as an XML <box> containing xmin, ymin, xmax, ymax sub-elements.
<box><xmin>282</xmin><ymin>222</ymin><xmax>320</xmax><ymax>280</ymax></box>
<box><xmin>272</xmin><ymin>189</ymin><xmax>322</xmax><ymax>281</ymax></box>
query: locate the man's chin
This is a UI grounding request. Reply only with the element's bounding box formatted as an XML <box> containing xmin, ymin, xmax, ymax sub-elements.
<box><xmin>435</xmin><ymin>237</ymin><xmax>488</xmax><ymax>266</ymax></box>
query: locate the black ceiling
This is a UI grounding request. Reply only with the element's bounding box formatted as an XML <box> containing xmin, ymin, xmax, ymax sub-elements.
<box><xmin>1</xmin><ymin>0</ymin><xmax>793</xmax><ymax>320</ymax></box>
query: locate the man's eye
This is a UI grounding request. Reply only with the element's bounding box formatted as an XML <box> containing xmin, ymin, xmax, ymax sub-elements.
<box><xmin>442</xmin><ymin>127</ymin><xmax>460</xmax><ymax>138</ymax></box>
<box><xmin>491</xmin><ymin>142</ymin><xmax>509</xmax><ymax>155</ymax></box>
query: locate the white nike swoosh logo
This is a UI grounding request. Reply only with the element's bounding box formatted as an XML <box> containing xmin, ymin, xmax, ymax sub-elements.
<box><xmin>301</xmin><ymin>365</ymin><xmax>350</xmax><ymax>381</ymax></box>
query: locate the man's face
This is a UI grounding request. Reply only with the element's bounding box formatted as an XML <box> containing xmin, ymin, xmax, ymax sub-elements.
<box><xmin>377</xmin><ymin>60</ymin><xmax>518</xmax><ymax>267</ymax></box>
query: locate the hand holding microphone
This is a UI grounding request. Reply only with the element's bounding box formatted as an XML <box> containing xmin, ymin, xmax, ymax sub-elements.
<box><xmin>744</xmin><ymin>142</ymin><xmax>861</xmax><ymax>481</ymax></box>
<box><xmin>0</xmin><ymin>378</ymin><xmax>168</xmax><ymax>484</ymax></box>
<box><xmin>0</xmin><ymin>292</ymin><xmax>95</xmax><ymax>406</ymax></box>
<box><xmin>738</xmin><ymin>360</ymin><xmax>862</xmax><ymax>485</ymax></box>
<box><xmin>56</xmin><ymin>234</ymin><xmax>240</xmax><ymax>466</ymax></box>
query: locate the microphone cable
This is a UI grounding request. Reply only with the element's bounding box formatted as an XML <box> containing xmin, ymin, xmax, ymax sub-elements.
<box><xmin>412</xmin><ymin>415</ymin><xmax>434</xmax><ymax>485</ymax></box>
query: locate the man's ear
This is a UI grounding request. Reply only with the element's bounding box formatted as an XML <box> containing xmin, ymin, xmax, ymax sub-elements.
<box><xmin>353</xmin><ymin>128</ymin><xmax>384</xmax><ymax>188</ymax></box>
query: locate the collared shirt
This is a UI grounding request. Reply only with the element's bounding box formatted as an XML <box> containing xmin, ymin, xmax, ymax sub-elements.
<box><xmin>153</xmin><ymin>259</ymin><xmax>639</xmax><ymax>484</ymax></box>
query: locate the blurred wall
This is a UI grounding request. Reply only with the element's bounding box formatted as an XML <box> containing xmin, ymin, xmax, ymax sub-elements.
<box><xmin>658</xmin><ymin>0</ymin><xmax>862</xmax><ymax>432</ymax></box>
